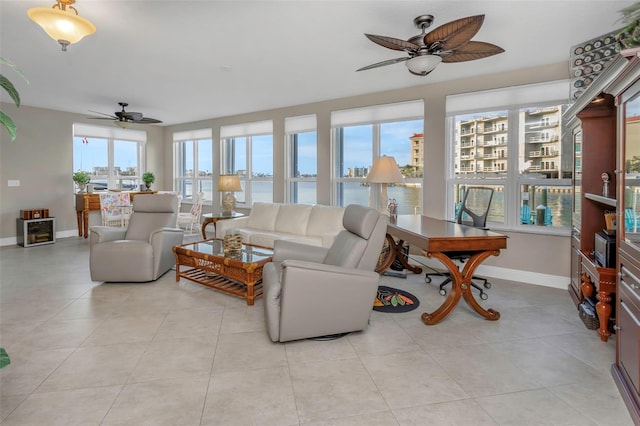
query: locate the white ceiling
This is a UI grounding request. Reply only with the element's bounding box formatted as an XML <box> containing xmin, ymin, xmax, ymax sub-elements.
<box><xmin>0</xmin><ymin>0</ymin><xmax>634</xmax><ymax>126</ymax></box>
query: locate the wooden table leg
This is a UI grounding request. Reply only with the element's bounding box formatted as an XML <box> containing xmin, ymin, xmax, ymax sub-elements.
<box><xmin>201</xmin><ymin>218</ymin><xmax>214</xmax><ymax>240</ymax></box>
<box><xmin>76</xmin><ymin>211</ymin><xmax>83</xmax><ymax>237</ymax></box>
<box><xmin>376</xmin><ymin>234</ymin><xmax>423</xmax><ymax>274</ymax></box>
<box><xmin>421</xmin><ymin>250</ymin><xmax>501</xmax><ymax>325</ymax></box>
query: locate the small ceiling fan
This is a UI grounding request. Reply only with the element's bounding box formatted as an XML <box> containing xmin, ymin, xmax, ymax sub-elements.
<box><xmin>88</xmin><ymin>102</ymin><xmax>162</xmax><ymax>125</ymax></box>
<box><xmin>357</xmin><ymin>14</ymin><xmax>504</xmax><ymax>76</ymax></box>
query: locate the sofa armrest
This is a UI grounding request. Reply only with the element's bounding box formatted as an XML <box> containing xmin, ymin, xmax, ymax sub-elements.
<box><xmin>89</xmin><ymin>226</ymin><xmax>127</xmax><ymax>245</ymax></box>
<box><xmin>215</xmin><ymin>216</ymin><xmax>250</xmax><ymax>238</ymax></box>
<box><xmin>272</xmin><ymin>240</ymin><xmax>328</xmax><ymax>263</ymax></box>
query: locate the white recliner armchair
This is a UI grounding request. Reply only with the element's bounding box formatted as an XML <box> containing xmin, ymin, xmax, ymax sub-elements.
<box><xmin>262</xmin><ymin>204</ymin><xmax>387</xmax><ymax>342</ymax></box>
<box><xmin>89</xmin><ymin>193</ymin><xmax>184</xmax><ymax>282</ymax></box>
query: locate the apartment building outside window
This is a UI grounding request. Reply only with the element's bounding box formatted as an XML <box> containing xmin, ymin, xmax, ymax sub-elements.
<box><xmin>331</xmin><ymin>100</ymin><xmax>424</xmax><ymax>214</ymax></box>
<box><xmin>285</xmin><ymin>115</ymin><xmax>317</xmax><ymax>204</ymax></box>
<box><xmin>73</xmin><ymin>123</ymin><xmax>146</xmax><ymax>191</ymax></box>
<box><xmin>446</xmin><ymin>80</ymin><xmax>572</xmax><ymax>231</ymax></box>
<box><xmin>221</xmin><ymin>120</ymin><xmax>274</xmax><ymax>206</ymax></box>
<box><xmin>173</xmin><ymin>129</ymin><xmax>213</xmax><ymax>202</ymax></box>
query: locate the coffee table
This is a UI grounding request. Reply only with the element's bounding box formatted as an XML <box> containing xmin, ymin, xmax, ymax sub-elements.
<box><xmin>173</xmin><ymin>238</ymin><xmax>273</xmax><ymax>305</ymax></box>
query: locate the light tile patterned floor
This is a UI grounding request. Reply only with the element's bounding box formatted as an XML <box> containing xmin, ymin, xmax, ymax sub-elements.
<box><xmin>0</xmin><ymin>237</ymin><xmax>634</xmax><ymax>425</ymax></box>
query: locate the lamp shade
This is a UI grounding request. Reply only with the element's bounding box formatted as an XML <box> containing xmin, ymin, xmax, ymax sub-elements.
<box><xmin>365</xmin><ymin>156</ymin><xmax>404</xmax><ymax>184</ymax></box>
<box><xmin>405</xmin><ymin>55</ymin><xmax>442</xmax><ymax>76</ymax></box>
<box><xmin>28</xmin><ymin>4</ymin><xmax>95</xmax><ymax>51</ymax></box>
<box><xmin>218</xmin><ymin>174</ymin><xmax>242</xmax><ymax>192</ymax></box>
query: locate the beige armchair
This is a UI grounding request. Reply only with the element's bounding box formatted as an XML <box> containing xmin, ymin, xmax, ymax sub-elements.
<box><xmin>89</xmin><ymin>193</ymin><xmax>184</xmax><ymax>282</ymax></box>
<box><xmin>263</xmin><ymin>204</ymin><xmax>387</xmax><ymax>342</ymax></box>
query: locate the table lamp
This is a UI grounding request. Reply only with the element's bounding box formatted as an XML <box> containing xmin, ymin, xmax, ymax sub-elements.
<box><xmin>219</xmin><ymin>174</ymin><xmax>242</xmax><ymax>215</ymax></box>
<box><xmin>365</xmin><ymin>156</ymin><xmax>404</xmax><ymax>213</ymax></box>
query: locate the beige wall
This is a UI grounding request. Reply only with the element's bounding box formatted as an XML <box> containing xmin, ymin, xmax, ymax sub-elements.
<box><xmin>1</xmin><ymin>60</ymin><xmax>571</xmax><ymax>284</ymax></box>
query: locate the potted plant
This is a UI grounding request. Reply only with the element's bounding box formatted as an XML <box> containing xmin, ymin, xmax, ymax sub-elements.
<box><xmin>142</xmin><ymin>172</ymin><xmax>155</xmax><ymax>190</ymax></box>
<box><xmin>617</xmin><ymin>3</ymin><xmax>640</xmax><ymax>50</ymax></box>
<box><xmin>1</xmin><ymin>57</ymin><xmax>28</xmax><ymax>142</ymax></box>
<box><xmin>73</xmin><ymin>171</ymin><xmax>91</xmax><ymax>193</ymax></box>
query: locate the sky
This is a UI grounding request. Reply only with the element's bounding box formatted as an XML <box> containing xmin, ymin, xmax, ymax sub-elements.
<box><xmin>73</xmin><ymin>119</ymin><xmax>424</xmax><ymax>176</ymax></box>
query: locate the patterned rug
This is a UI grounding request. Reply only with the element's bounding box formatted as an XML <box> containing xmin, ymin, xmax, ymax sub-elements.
<box><xmin>373</xmin><ymin>286</ymin><xmax>420</xmax><ymax>313</ymax></box>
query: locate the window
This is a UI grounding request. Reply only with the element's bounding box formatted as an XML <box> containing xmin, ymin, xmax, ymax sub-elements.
<box><xmin>286</xmin><ymin>115</ymin><xmax>317</xmax><ymax>204</ymax></box>
<box><xmin>331</xmin><ymin>101</ymin><xmax>424</xmax><ymax>214</ymax></box>
<box><xmin>73</xmin><ymin>124</ymin><xmax>146</xmax><ymax>190</ymax></box>
<box><xmin>173</xmin><ymin>129</ymin><xmax>213</xmax><ymax>202</ymax></box>
<box><xmin>221</xmin><ymin>121</ymin><xmax>273</xmax><ymax>206</ymax></box>
<box><xmin>446</xmin><ymin>80</ymin><xmax>571</xmax><ymax>231</ymax></box>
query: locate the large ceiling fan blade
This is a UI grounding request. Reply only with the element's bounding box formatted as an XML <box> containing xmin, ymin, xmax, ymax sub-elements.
<box><xmin>424</xmin><ymin>15</ymin><xmax>485</xmax><ymax>51</ymax></box>
<box><xmin>364</xmin><ymin>34</ymin><xmax>419</xmax><ymax>51</ymax></box>
<box><xmin>136</xmin><ymin>117</ymin><xmax>162</xmax><ymax>124</ymax></box>
<box><xmin>88</xmin><ymin>110</ymin><xmax>117</xmax><ymax>119</ymax></box>
<box><xmin>441</xmin><ymin>41</ymin><xmax>505</xmax><ymax>63</ymax></box>
<box><xmin>357</xmin><ymin>57</ymin><xmax>410</xmax><ymax>72</ymax></box>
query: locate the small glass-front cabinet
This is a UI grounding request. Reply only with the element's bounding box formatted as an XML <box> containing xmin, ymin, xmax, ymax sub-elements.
<box><xmin>17</xmin><ymin>218</ymin><xmax>56</xmax><ymax>247</ymax></box>
<box><xmin>622</xmin><ymin>86</ymin><xmax>640</xmax><ymax>244</ymax></box>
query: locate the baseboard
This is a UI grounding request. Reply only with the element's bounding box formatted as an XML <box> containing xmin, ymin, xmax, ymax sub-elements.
<box><xmin>0</xmin><ymin>229</ymin><xmax>80</xmax><ymax>247</ymax></box>
<box><xmin>408</xmin><ymin>255</ymin><xmax>569</xmax><ymax>290</ymax></box>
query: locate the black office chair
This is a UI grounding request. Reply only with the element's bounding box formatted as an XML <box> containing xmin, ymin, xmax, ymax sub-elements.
<box><xmin>424</xmin><ymin>186</ymin><xmax>494</xmax><ymax>300</ymax></box>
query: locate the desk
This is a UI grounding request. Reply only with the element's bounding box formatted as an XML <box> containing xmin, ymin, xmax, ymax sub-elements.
<box><xmin>201</xmin><ymin>212</ymin><xmax>245</xmax><ymax>239</ymax></box>
<box><xmin>75</xmin><ymin>191</ymin><xmax>156</xmax><ymax>238</ymax></box>
<box><xmin>383</xmin><ymin>215</ymin><xmax>507</xmax><ymax>325</ymax></box>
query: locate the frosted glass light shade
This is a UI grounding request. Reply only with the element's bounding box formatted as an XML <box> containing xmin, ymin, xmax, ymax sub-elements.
<box><xmin>28</xmin><ymin>6</ymin><xmax>95</xmax><ymax>50</ymax></box>
<box><xmin>405</xmin><ymin>55</ymin><xmax>442</xmax><ymax>76</ymax></box>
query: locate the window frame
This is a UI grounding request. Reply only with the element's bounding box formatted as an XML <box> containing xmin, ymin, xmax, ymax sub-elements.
<box><xmin>446</xmin><ymin>99</ymin><xmax>572</xmax><ymax>234</ymax></box>
<box><xmin>173</xmin><ymin>134</ymin><xmax>213</xmax><ymax>204</ymax></box>
<box><xmin>73</xmin><ymin>124</ymin><xmax>146</xmax><ymax>191</ymax></box>
<box><xmin>220</xmin><ymin>121</ymin><xmax>274</xmax><ymax>206</ymax></box>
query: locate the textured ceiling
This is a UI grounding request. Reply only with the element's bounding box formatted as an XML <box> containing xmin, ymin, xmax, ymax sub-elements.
<box><xmin>0</xmin><ymin>1</ymin><xmax>634</xmax><ymax>126</ymax></box>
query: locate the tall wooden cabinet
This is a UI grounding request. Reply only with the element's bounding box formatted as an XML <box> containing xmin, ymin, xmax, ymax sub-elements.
<box><xmin>566</xmin><ymin>51</ymin><xmax>640</xmax><ymax>424</ymax></box>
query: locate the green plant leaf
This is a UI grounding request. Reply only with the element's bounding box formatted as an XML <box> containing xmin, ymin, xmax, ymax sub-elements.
<box><xmin>0</xmin><ymin>74</ymin><xmax>20</xmax><ymax>107</ymax></box>
<box><xmin>0</xmin><ymin>110</ymin><xmax>17</xmax><ymax>141</ymax></box>
<box><xmin>0</xmin><ymin>348</ymin><xmax>10</xmax><ymax>368</ymax></box>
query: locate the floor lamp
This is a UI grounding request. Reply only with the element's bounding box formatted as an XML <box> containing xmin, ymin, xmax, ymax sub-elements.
<box><xmin>365</xmin><ymin>156</ymin><xmax>404</xmax><ymax>214</ymax></box>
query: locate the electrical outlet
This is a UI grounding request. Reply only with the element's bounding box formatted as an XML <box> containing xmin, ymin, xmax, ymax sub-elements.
<box><xmin>7</xmin><ymin>180</ymin><xmax>20</xmax><ymax>187</ymax></box>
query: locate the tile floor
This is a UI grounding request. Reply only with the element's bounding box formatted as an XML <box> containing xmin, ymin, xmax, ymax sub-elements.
<box><xmin>0</xmin><ymin>237</ymin><xmax>634</xmax><ymax>425</ymax></box>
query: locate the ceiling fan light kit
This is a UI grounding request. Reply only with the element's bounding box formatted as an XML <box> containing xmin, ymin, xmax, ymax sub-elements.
<box><xmin>27</xmin><ymin>0</ymin><xmax>95</xmax><ymax>51</ymax></box>
<box><xmin>406</xmin><ymin>55</ymin><xmax>442</xmax><ymax>76</ymax></box>
<box><xmin>358</xmin><ymin>13</ymin><xmax>504</xmax><ymax>76</ymax></box>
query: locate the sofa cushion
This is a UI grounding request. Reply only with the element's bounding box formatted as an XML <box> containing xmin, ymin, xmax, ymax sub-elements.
<box><xmin>274</xmin><ymin>204</ymin><xmax>312</xmax><ymax>235</ymax></box>
<box><xmin>247</xmin><ymin>202</ymin><xmax>280</xmax><ymax>231</ymax></box>
<box><xmin>306</xmin><ymin>205</ymin><xmax>345</xmax><ymax>236</ymax></box>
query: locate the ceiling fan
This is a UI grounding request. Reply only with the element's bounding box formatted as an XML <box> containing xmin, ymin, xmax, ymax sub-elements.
<box><xmin>357</xmin><ymin>14</ymin><xmax>504</xmax><ymax>76</ymax></box>
<box><xmin>88</xmin><ymin>102</ymin><xmax>162</xmax><ymax>126</ymax></box>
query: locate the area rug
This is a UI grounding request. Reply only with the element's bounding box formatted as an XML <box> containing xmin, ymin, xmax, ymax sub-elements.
<box><xmin>373</xmin><ymin>286</ymin><xmax>420</xmax><ymax>313</ymax></box>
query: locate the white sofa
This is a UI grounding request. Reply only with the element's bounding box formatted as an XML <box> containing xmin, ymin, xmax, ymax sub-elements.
<box><xmin>214</xmin><ymin>202</ymin><xmax>345</xmax><ymax>248</ymax></box>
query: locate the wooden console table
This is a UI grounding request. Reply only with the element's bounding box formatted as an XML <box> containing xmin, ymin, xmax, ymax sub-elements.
<box><xmin>75</xmin><ymin>191</ymin><xmax>156</xmax><ymax>238</ymax></box>
<box><xmin>579</xmin><ymin>250</ymin><xmax>616</xmax><ymax>342</ymax></box>
<box><xmin>384</xmin><ymin>215</ymin><xmax>507</xmax><ymax>325</ymax></box>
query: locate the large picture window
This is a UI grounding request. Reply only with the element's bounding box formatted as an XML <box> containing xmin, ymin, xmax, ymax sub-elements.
<box><xmin>173</xmin><ymin>129</ymin><xmax>213</xmax><ymax>202</ymax></box>
<box><xmin>446</xmin><ymin>80</ymin><xmax>571</xmax><ymax>231</ymax></box>
<box><xmin>286</xmin><ymin>115</ymin><xmax>317</xmax><ymax>204</ymax></box>
<box><xmin>221</xmin><ymin>121</ymin><xmax>273</xmax><ymax>206</ymax></box>
<box><xmin>73</xmin><ymin>124</ymin><xmax>146</xmax><ymax>191</ymax></box>
<box><xmin>332</xmin><ymin>101</ymin><xmax>424</xmax><ymax>214</ymax></box>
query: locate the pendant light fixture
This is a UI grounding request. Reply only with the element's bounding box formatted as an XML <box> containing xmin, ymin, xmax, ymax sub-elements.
<box><xmin>28</xmin><ymin>0</ymin><xmax>96</xmax><ymax>51</ymax></box>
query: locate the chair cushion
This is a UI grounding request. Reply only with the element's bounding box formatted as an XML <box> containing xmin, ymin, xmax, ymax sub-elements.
<box><xmin>125</xmin><ymin>194</ymin><xmax>179</xmax><ymax>241</ymax></box>
<box><xmin>274</xmin><ymin>204</ymin><xmax>312</xmax><ymax>235</ymax></box>
<box><xmin>322</xmin><ymin>231</ymin><xmax>367</xmax><ymax>268</ymax></box>
<box><xmin>306</xmin><ymin>205</ymin><xmax>345</xmax><ymax>236</ymax></box>
<box><xmin>247</xmin><ymin>202</ymin><xmax>280</xmax><ymax>231</ymax></box>
<box><xmin>343</xmin><ymin>204</ymin><xmax>379</xmax><ymax>240</ymax></box>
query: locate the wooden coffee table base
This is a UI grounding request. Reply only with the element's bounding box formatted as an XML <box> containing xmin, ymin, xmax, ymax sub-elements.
<box><xmin>173</xmin><ymin>239</ymin><xmax>272</xmax><ymax>306</ymax></box>
<box><xmin>178</xmin><ymin>267</ymin><xmax>263</xmax><ymax>305</ymax></box>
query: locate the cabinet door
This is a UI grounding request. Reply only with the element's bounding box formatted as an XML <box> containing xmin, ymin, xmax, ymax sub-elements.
<box><xmin>621</xmin><ymin>84</ymin><xmax>640</xmax><ymax>247</ymax></box>
<box><xmin>618</xmin><ymin>298</ymin><xmax>640</xmax><ymax>395</ymax></box>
